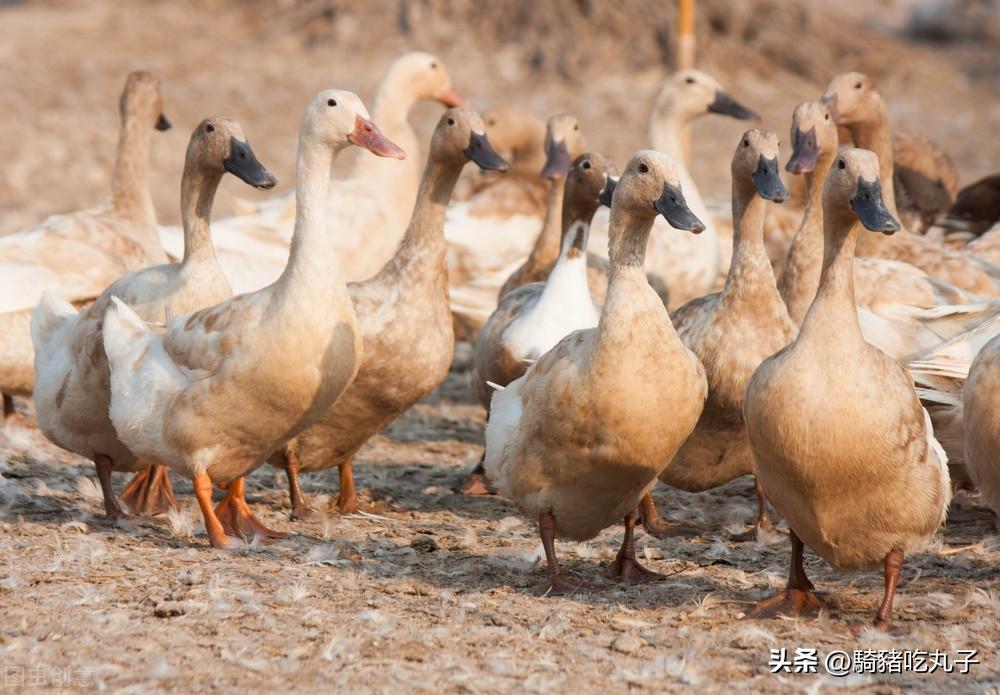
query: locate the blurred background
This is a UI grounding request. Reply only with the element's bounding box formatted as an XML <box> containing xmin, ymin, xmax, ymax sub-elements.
<box><xmin>1</xmin><ymin>0</ymin><xmax>997</xmax><ymax>231</ymax></box>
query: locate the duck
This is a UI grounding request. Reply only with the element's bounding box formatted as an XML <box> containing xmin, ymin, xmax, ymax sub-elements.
<box><xmin>743</xmin><ymin>148</ymin><xmax>950</xmax><ymax>632</ymax></box>
<box><xmin>0</xmin><ymin>71</ymin><xmax>171</xmax><ymax>422</ymax></box>
<box><xmin>161</xmin><ymin>52</ymin><xmax>464</xmax><ymax>295</ymax></box>
<box><xmin>461</xmin><ymin>153</ymin><xmax>612</xmax><ymax>496</ymax></box>
<box><xmin>821</xmin><ymin>71</ymin><xmax>1000</xmax><ymax>297</ymax></box>
<box><xmin>100</xmin><ymin>90</ymin><xmax>405</xmax><ymax>548</ymax></box>
<box><xmin>643</xmin><ymin>129</ymin><xmax>794</xmax><ymax>541</ymax></box>
<box><xmin>779</xmin><ymin>100</ymin><xmax>998</xmax><ymax>362</ymax></box>
<box><xmin>272</xmin><ymin>108</ymin><xmax>509</xmax><ymax>518</ymax></box>
<box><xmin>961</xmin><ymin>332</ymin><xmax>1000</xmax><ymax>516</ymax></box>
<box><xmin>483</xmin><ymin>150</ymin><xmax>708</xmax><ymax>593</ymax></box>
<box><xmin>892</xmin><ymin>132</ymin><xmax>959</xmax><ymax>234</ymax></box>
<box><xmin>31</xmin><ymin>117</ymin><xmax>276</xmax><ymax>521</ymax></box>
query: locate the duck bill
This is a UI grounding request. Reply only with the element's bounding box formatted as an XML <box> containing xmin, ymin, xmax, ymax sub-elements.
<box><xmin>155</xmin><ymin>113</ymin><xmax>172</xmax><ymax>131</ymax></box>
<box><xmin>224</xmin><ymin>137</ymin><xmax>278</xmax><ymax>190</ymax></box>
<box><xmin>752</xmin><ymin>155</ymin><xmax>788</xmax><ymax>203</ymax></box>
<box><xmin>540</xmin><ymin>140</ymin><xmax>572</xmax><ymax>180</ymax></box>
<box><xmin>786</xmin><ymin>126</ymin><xmax>820</xmax><ymax>174</ymax></box>
<box><xmin>653</xmin><ymin>182</ymin><xmax>706</xmax><ymax>233</ymax></box>
<box><xmin>598</xmin><ymin>175</ymin><xmax>618</xmax><ymax>208</ymax></box>
<box><xmin>851</xmin><ymin>177</ymin><xmax>900</xmax><ymax>235</ymax></box>
<box><xmin>436</xmin><ymin>88</ymin><xmax>467</xmax><ymax>108</ymax></box>
<box><xmin>708</xmin><ymin>91</ymin><xmax>759</xmax><ymax>120</ymax></box>
<box><xmin>464</xmin><ymin>131</ymin><xmax>510</xmax><ymax>172</ymax></box>
<box><xmin>348</xmin><ymin>115</ymin><xmax>406</xmax><ymax>159</ymax></box>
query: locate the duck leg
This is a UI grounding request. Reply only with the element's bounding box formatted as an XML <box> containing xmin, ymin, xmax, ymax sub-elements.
<box><xmin>93</xmin><ymin>455</ymin><xmax>128</xmax><ymax>522</ymax></box>
<box><xmin>730</xmin><ymin>477</ymin><xmax>777</xmax><ymax>542</ymax></box>
<box><xmin>746</xmin><ymin>530</ymin><xmax>822</xmax><ymax>620</ymax></box>
<box><xmin>872</xmin><ymin>548</ymin><xmax>905</xmax><ymax>633</ymax></box>
<box><xmin>334</xmin><ymin>459</ymin><xmax>358</xmax><ymax>514</ymax></box>
<box><xmin>120</xmin><ymin>465</ymin><xmax>178</xmax><ymax>516</ymax></box>
<box><xmin>192</xmin><ymin>472</ymin><xmax>243</xmax><ymax>549</ymax></box>
<box><xmin>458</xmin><ymin>454</ymin><xmax>497</xmax><ymax>496</ymax></box>
<box><xmin>608</xmin><ymin>509</ymin><xmax>664</xmax><ymax>583</ymax></box>
<box><xmin>638</xmin><ymin>492</ymin><xmax>700</xmax><ymax>538</ymax></box>
<box><xmin>213</xmin><ymin>477</ymin><xmax>285</xmax><ymax>543</ymax></box>
<box><xmin>538</xmin><ymin>511</ymin><xmax>593</xmax><ymax>596</ymax></box>
<box><xmin>282</xmin><ymin>450</ymin><xmax>311</xmax><ymax>520</ymax></box>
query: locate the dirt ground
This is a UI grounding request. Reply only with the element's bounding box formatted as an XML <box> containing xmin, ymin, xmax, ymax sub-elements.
<box><xmin>2</xmin><ymin>0</ymin><xmax>1000</xmax><ymax>692</ymax></box>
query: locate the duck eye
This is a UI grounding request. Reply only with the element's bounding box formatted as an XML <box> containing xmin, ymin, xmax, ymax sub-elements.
<box><xmin>487</xmin><ymin>119</ymin><xmax>496</xmax><ymax>126</ymax></box>
<box><xmin>743</xmin><ymin>138</ymin><xmax>749</xmax><ymax>147</ymax></box>
<box><xmin>838</xmin><ymin>159</ymin><xmax>846</xmax><ymax>169</ymax></box>
<box><xmin>430</xmin><ymin>61</ymin><xmax>438</xmax><ymax>69</ymax></box>
<box><xmin>825</xmin><ymin>113</ymin><xmax>830</xmax><ymax>120</ymax></box>
<box><xmin>582</xmin><ymin>160</ymin><xmax>591</xmax><ymax>169</ymax></box>
<box><xmin>685</xmin><ymin>77</ymin><xmax>695</xmax><ymax>84</ymax></box>
<box><xmin>573</xmin><ymin>124</ymin><xmax>579</xmax><ymax>131</ymax></box>
<box><xmin>327</xmin><ymin>98</ymin><xmax>337</xmax><ymax>107</ymax></box>
<box><xmin>205</xmin><ymin>123</ymin><xmax>214</xmax><ymax>133</ymax></box>
<box><xmin>447</xmin><ymin>117</ymin><xmax>455</xmax><ymax>126</ymax></box>
<box><xmin>854</xmin><ymin>83</ymin><xmax>862</xmax><ymax>89</ymax></box>
<box><xmin>638</xmin><ymin>163</ymin><xmax>649</xmax><ymax>174</ymax></box>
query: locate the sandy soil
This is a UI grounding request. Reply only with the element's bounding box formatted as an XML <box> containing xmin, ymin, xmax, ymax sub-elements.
<box><xmin>2</xmin><ymin>1</ymin><xmax>1000</xmax><ymax>692</ymax></box>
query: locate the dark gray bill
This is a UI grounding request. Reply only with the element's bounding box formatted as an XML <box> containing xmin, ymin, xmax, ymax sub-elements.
<box><xmin>598</xmin><ymin>175</ymin><xmax>617</xmax><ymax>208</ymax></box>
<box><xmin>653</xmin><ymin>182</ymin><xmax>706</xmax><ymax>233</ymax></box>
<box><xmin>851</xmin><ymin>177</ymin><xmax>900</xmax><ymax>235</ymax></box>
<box><xmin>540</xmin><ymin>139</ymin><xmax>572</xmax><ymax>180</ymax></box>
<box><xmin>786</xmin><ymin>126</ymin><xmax>820</xmax><ymax>174</ymax></box>
<box><xmin>156</xmin><ymin>113</ymin><xmax>172</xmax><ymax>131</ymax></box>
<box><xmin>752</xmin><ymin>155</ymin><xmax>788</xmax><ymax>203</ymax></box>
<box><xmin>224</xmin><ymin>137</ymin><xmax>277</xmax><ymax>190</ymax></box>
<box><xmin>708</xmin><ymin>91</ymin><xmax>759</xmax><ymax>120</ymax></box>
<box><xmin>464</xmin><ymin>131</ymin><xmax>510</xmax><ymax>172</ymax></box>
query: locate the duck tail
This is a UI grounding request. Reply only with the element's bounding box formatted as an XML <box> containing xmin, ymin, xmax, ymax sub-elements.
<box><xmin>102</xmin><ymin>296</ymin><xmax>152</xmax><ymax>371</ymax></box>
<box><xmin>30</xmin><ymin>290</ymin><xmax>77</xmax><ymax>353</ymax></box>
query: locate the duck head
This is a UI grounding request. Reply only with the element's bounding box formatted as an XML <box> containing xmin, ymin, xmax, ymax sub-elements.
<box><xmin>821</xmin><ymin>71</ymin><xmax>884</xmax><ymax>126</ymax></box>
<box><xmin>562</xmin><ymin>153</ymin><xmax>617</xmax><ymax>252</ymax></box>
<box><xmin>480</xmin><ymin>105</ymin><xmax>546</xmax><ymax>176</ymax></box>
<box><xmin>540</xmin><ymin>114</ymin><xmax>587</xmax><ymax>180</ymax></box>
<box><xmin>733</xmin><ymin>129</ymin><xmax>788</xmax><ymax>203</ymax></box>
<box><xmin>786</xmin><ymin>101</ymin><xmax>838</xmax><ymax>175</ymax></box>
<box><xmin>303</xmin><ymin>89</ymin><xmax>405</xmax><ymax>159</ymax></box>
<box><xmin>120</xmin><ymin>70</ymin><xmax>171</xmax><ymax>132</ymax></box>
<box><xmin>653</xmin><ymin>69</ymin><xmax>759</xmax><ymax>124</ymax></box>
<box><xmin>188</xmin><ymin>117</ymin><xmax>276</xmax><ymax>189</ymax></box>
<box><xmin>392</xmin><ymin>51</ymin><xmax>466</xmax><ymax>108</ymax></box>
<box><xmin>824</xmin><ymin>148</ymin><xmax>900</xmax><ymax>235</ymax></box>
<box><xmin>613</xmin><ymin>150</ymin><xmax>705</xmax><ymax>233</ymax></box>
<box><xmin>431</xmin><ymin>108</ymin><xmax>510</xmax><ymax>172</ymax></box>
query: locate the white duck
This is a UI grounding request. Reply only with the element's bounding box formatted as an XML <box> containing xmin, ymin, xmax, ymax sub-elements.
<box><xmin>484</xmin><ymin>150</ymin><xmax>708</xmax><ymax>593</ymax></box>
<box><xmin>31</xmin><ymin>117</ymin><xmax>276</xmax><ymax>520</ymax></box>
<box><xmin>744</xmin><ymin>149</ymin><xmax>950</xmax><ymax>632</ymax></box>
<box><xmin>0</xmin><ymin>71</ymin><xmax>171</xmax><ymax>420</ymax></box>
<box><xmin>101</xmin><ymin>90</ymin><xmax>404</xmax><ymax>548</ymax></box>
<box><xmin>159</xmin><ymin>52</ymin><xmax>463</xmax><ymax>294</ymax></box>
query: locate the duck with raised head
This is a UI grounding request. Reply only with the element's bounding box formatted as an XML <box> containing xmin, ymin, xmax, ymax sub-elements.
<box><xmin>0</xmin><ymin>71</ymin><xmax>171</xmax><ymax>422</ymax></box>
<box><xmin>484</xmin><ymin>150</ymin><xmax>708</xmax><ymax>594</ymax></box>
<box><xmin>461</xmin><ymin>153</ymin><xmax>612</xmax><ymax>496</ymax></box>
<box><xmin>641</xmin><ymin>130</ymin><xmax>793</xmax><ymax>541</ymax></box>
<box><xmin>101</xmin><ymin>90</ymin><xmax>404</xmax><ymax>548</ymax></box>
<box><xmin>744</xmin><ymin>149</ymin><xmax>950</xmax><ymax>632</ymax></box>
<box><xmin>273</xmin><ymin>108</ymin><xmax>509</xmax><ymax>518</ymax></box>
<box><xmin>822</xmin><ymin>71</ymin><xmax>1000</xmax><ymax>297</ymax></box>
<box><xmin>31</xmin><ymin>117</ymin><xmax>276</xmax><ymax>521</ymax></box>
<box><xmin>166</xmin><ymin>52</ymin><xmax>464</xmax><ymax>294</ymax></box>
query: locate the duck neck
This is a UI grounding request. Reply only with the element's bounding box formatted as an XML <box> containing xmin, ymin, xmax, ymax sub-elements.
<box><xmin>800</xmin><ymin>213</ymin><xmax>862</xmax><ymax>342</ymax></box>
<box><xmin>847</xmin><ymin>116</ymin><xmax>897</xmax><ymax>218</ymax></box>
<box><xmin>278</xmin><ymin>136</ymin><xmax>341</xmax><ymax>292</ymax></box>
<box><xmin>109</xmin><ymin>112</ymin><xmax>157</xmax><ymax>228</ymax></box>
<box><xmin>348</xmin><ymin>77</ymin><xmax>420</xmax><ymax>188</ymax></box>
<box><xmin>538</xmin><ymin>214</ymin><xmax>593</xmax><ymax>303</ymax></box>
<box><xmin>376</xmin><ymin>154</ymin><xmax>465</xmax><ymax>285</ymax></box>
<box><xmin>721</xmin><ymin>184</ymin><xmax>778</xmax><ymax>303</ymax></box>
<box><xmin>649</xmin><ymin>110</ymin><xmax>686</xmax><ymax>162</ymax></box>
<box><xmin>179</xmin><ymin>163</ymin><xmax>224</xmax><ymax>265</ymax></box>
<box><xmin>526</xmin><ymin>178</ymin><xmax>566</xmax><ymax>270</ymax></box>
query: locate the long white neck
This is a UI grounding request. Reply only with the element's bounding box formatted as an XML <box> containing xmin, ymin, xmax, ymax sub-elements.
<box><xmin>649</xmin><ymin>109</ymin><xmax>714</xmax><ymax>238</ymax></box>
<box><xmin>348</xmin><ymin>76</ymin><xmax>421</xmax><ymax>194</ymax></box>
<box><xmin>535</xmin><ymin>223</ymin><xmax>594</xmax><ymax>313</ymax></box>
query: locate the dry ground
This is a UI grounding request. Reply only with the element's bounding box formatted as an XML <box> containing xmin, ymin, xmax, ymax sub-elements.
<box><xmin>2</xmin><ymin>0</ymin><xmax>1000</xmax><ymax>692</ymax></box>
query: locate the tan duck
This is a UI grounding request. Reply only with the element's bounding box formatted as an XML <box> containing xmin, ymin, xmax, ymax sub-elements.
<box><xmin>821</xmin><ymin>71</ymin><xmax>1000</xmax><ymax>297</ymax></box>
<box><xmin>164</xmin><ymin>52</ymin><xmax>464</xmax><ymax>294</ymax></box>
<box><xmin>962</xmin><ymin>332</ymin><xmax>1000</xmax><ymax>516</ymax></box>
<box><xmin>642</xmin><ymin>130</ymin><xmax>793</xmax><ymax>541</ymax></box>
<box><xmin>31</xmin><ymin>118</ymin><xmax>276</xmax><ymax>521</ymax></box>
<box><xmin>273</xmin><ymin>108</ymin><xmax>509</xmax><ymax>517</ymax></box>
<box><xmin>100</xmin><ymin>90</ymin><xmax>404</xmax><ymax>548</ymax></box>
<box><xmin>0</xmin><ymin>71</ymin><xmax>171</xmax><ymax>421</ymax></box>
<box><xmin>484</xmin><ymin>150</ymin><xmax>708</xmax><ymax>593</ymax></box>
<box><xmin>892</xmin><ymin>132</ymin><xmax>959</xmax><ymax>234</ymax></box>
<box><xmin>744</xmin><ymin>149</ymin><xmax>950</xmax><ymax>632</ymax></box>
<box><xmin>462</xmin><ymin>153</ymin><xmax>612</xmax><ymax>496</ymax></box>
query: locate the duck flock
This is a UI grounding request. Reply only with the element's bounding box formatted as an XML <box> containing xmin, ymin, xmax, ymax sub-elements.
<box><xmin>2</xmin><ymin>52</ymin><xmax>1000</xmax><ymax>636</ymax></box>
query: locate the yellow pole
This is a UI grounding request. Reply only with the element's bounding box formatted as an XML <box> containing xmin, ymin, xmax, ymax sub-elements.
<box><xmin>676</xmin><ymin>0</ymin><xmax>696</xmax><ymax>166</ymax></box>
